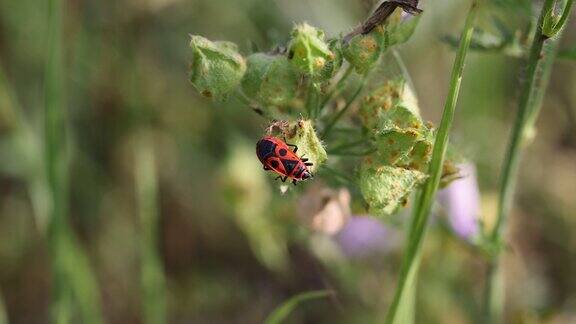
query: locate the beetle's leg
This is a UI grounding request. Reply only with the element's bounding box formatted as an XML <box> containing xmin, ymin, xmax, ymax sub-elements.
<box><xmin>305</xmin><ymin>162</ymin><xmax>313</xmax><ymax>166</ymax></box>
<box><xmin>292</xmin><ymin>179</ymin><xmax>297</xmax><ymax>186</ymax></box>
<box><xmin>282</xmin><ymin>176</ymin><xmax>288</xmax><ymax>182</ymax></box>
<box><xmin>275</xmin><ymin>175</ymin><xmax>282</xmax><ymax>181</ymax></box>
<box><xmin>301</xmin><ymin>157</ymin><xmax>308</xmax><ymax>162</ymax></box>
<box><xmin>285</xmin><ymin>140</ymin><xmax>298</xmax><ymax>153</ymax></box>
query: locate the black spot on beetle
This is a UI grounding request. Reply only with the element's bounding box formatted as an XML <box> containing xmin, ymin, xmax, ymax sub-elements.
<box><xmin>279</xmin><ymin>148</ymin><xmax>287</xmax><ymax>156</ymax></box>
<box><xmin>281</xmin><ymin>159</ymin><xmax>298</xmax><ymax>174</ymax></box>
<box><xmin>256</xmin><ymin>139</ymin><xmax>276</xmax><ymax>160</ymax></box>
<box><xmin>270</xmin><ymin>160</ymin><xmax>279</xmax><ymax>168</ymax></box>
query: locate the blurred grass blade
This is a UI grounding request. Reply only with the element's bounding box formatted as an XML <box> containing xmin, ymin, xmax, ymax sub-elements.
<box><xmin>0</xmin><ymin>292</ymin><xmax>6</xmax><ymax>324</ymax></box>
<box><xmin>45</xmin><ymin>0</ymin><xmax>102</xmax><ymax>322</ymax></box>
<box><xmin>135</xmin><ymin>135</ymin><xmax>167</xmax><ymax>324</ymax></box>
<box><xmin>264</xmin><ymin>290</ymin><xmax>332</xmax><ymax>324</ymax></box>
<box><xmin>385</xmin><ymin>2</ymin><xmax>479</xmax><ymax>323</ymax></box>
<box><xmin>1</xmin><ymin>58</ymin><xmax>50</xmax><ymax>233</ymax></box>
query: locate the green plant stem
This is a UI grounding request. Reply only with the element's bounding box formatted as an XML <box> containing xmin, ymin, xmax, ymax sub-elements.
<box><xmin>321</xmin><ymin>76</ymin><xmax>367</xmax><ymax>139</ymax></box>
<box><xmin>305</xmin><ymin>80</ymin><xmax>320</xmax><ymax>119</ymax></box>
<box><xmin>45</xmin><ymin>0</ymin><xmax>102</xmax><ymax>323</ymax></box>
<box><xmin>319</xmin><ymin>64</ymin><xmax>354</xmax><ymax>111</ymax></box>
<box><xmin>136</xmin><ymin>135</ymin><xmax>167</xmax><ymax>324</ymax></box>
<box><xmin>45</xmin><ymin>0</ymin><xmax>71</xmax><ymax>320</ymax></box>
<box><xmin>384</xmin><ymin>3</ymin><xmax>478</xmax><ymax>323</ymax></box>
<box><xmin>483</xmin><ymin>0</ymin><xmax>566</xmax><ymax>322</ymax></box>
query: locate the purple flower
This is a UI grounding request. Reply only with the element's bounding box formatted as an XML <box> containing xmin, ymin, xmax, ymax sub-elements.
<box><xmin>335</xmin><ymin>216</ymin><xmax>400</xmax><ymax>259</ymax></box>
<box><xmin>437</xmin><ymin>163</ymin><xmax>481</xmax><ymax>241</ymax></box>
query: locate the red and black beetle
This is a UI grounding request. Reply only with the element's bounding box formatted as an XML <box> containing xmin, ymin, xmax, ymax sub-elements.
<box><xmin>256</xmin><ymin>136</ymin><xmax>313</xmax><ymax>185</ymax></box>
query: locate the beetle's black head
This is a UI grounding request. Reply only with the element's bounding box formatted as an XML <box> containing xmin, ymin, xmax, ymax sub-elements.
<box><xmin>301</xmin><ymin>170</ymin><xmax>312</xmax><ymax>180</ymax></box>
<box><xmin>256</xmin><ymin>138</ymin><xmax>276</xmax><ymax>161</ymax></box>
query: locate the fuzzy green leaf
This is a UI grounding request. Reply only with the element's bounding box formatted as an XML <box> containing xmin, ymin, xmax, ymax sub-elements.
<box><xmin>241</xmin><ymin>53</ymin><xmax>299</xmax><ymax>106</ymax></box>
<box><xmin>373</xmin><ymin>128</ymin><xmax>420</xmax><ymax>166</ymax></box>
<box><xmin>343</xmin><ymin>10</ymin><xmax>421</xmax><ymax>74</ymax></box>
<box><xmin>359</xmin><ymin>162</ymin><xmax>427</xmax><ymax>216</ymax></box>
<box><xmin>269</xmin><ymin>120</ymin><xmax>327</xmax><ymax>174</ymax></box>
<box><xmin>189</xmin><ymin>35</ymin><xmax>246</xmax><ymax>98</ymax></box>
<box><xmin>286</xmin><ymin>120</ymin><xmax>327</xmax><ymax>173</ymax></box>
<box><xmin>287</xmin><ymin>23</ymin><xmax>335</xmax><ymax>77</ymax></box>
<box><xmin>360</xmin><ymin>80</ymin><xmax>422</xmax><ymax>131</ymax></box>
<box><xmin>343</xmin><ymin>27</ymin><xmax>385</xmax><ymax>74</ymax></box>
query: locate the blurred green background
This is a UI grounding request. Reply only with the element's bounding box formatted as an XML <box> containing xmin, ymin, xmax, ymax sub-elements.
<box><xmin>0</xmin><ymin>0</ymin><xmax>575</xmax><ymax>323</ymax></box>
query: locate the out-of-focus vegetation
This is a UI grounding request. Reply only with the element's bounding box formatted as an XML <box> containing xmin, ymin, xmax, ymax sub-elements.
<box><xmin>0</xmin><ymin>0</ymin><xmax>575</xmax><ymax>323</ymax></box>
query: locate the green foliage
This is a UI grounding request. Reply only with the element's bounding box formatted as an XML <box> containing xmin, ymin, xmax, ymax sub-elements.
<box><xmin>343</xmin><ymin>10</ymin><xmax>421</xmax><ymax>74</ymax></box>
<box><xmin>241</xmin><ymin>53</ymin><xmax>299</xmax><ymax>106</ymax></box>
<box><xmin>287</xmin><ymin>23</ymin><xmax>335</xmax><ymax>78</ymax></box>
<box><xmin>359</xmin><ymin>79</ymin><xmax>421</xmax><ymax>131</ymax></box>
<box><xmin>315</xmin><ymin>39</ymin><xmax>344</xmax><ymax>83</ymax></box>
<box><xmin>357</xmin><ymin>80</ymin><xmax>433</xmax><ymax>216</ymax></box>
<box><xmin>343</xmin><ymin>28</ymin><xmax>385</xmax><ymax>74</ymax></box>
<box><xmin>45</xmin><ymin>0</ymin><xmax>103</xmax><ymax>322</ymax></box>
<box><xmin>484</xmin><ymin>0</ymin><xmax>571</xmax><ymax>322</ymax></box>
<box><xmin>385</xmin><ymin>3</ymin><xmax>479</xmax><ymax>322</ymax></box>
<box><xmin>385</xmin><ymin>9</ymin><xmax>422</xmax><ymax>46</ymax></box>
<box><xmin>359</xmin><ymin>163</ymin><xmax>427</xmax><ymax>216</ymax></box>
<box><xmin>189</xmin><ymin>35</ymin><xmax>246</xmax><ymax>98</ymax></box>
<box><xmin>3</xmin><ymin>0</ymin><xmax>575</xmax><ymax>322</ymax></box>
<box><xmin>135</xmin><ymin>136</ymin><xmax>167</xmax><ymax>324</ymax></box>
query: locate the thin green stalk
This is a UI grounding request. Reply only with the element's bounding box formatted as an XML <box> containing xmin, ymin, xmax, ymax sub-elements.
<box><xmin>321</xmin><ymin>76</ymin><xmax>367</xmax><ymax>139</ymax></box>
<box><xmin>319</xmin><ymin>64</ymin><xmax>354</xmax><ymax>111</ymax></box>
<box><xmin>45</xmin><ymin>0</ymin><xmax>102</xmax><ymax>323</ymax></box>
<box><xmin>136</xmin><ymin>135</ymin><xmax>167</xmax><ymax>324</ymax></box>
<box><xmin>0</xmin><ymin>64</ymin><xmax>48</xmax><ymax>229</ymax></box>
<box><xmin>483</xmin><ymin>0</ymin><xmax>567</xmax><ymax>322</ymax></box>
<box><xmin>305</xmin><ymin>80</ymin><xmax>320</xmax><ymax>119</ymax></box>
<box><xmin>45</xmin><ymin>0</ymin><xmax>71</xmax><ymax>320</ymax></box>
<box><xmin>385</xmin><ymin>3</ymin><xmax>479</xmax><ymax>323</ymax></box>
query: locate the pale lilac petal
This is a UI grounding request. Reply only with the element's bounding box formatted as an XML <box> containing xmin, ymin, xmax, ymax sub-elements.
<box><xmin>437</xmin><ymin>163</ymin><xmax>481</xmax><ymax>240</ymax></box>
<box><xmin>335</xmin><ymin>216</ymin><xmax>400</xmax><ymax>259</ymax></box>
